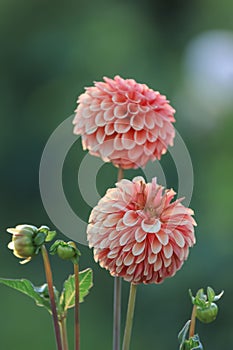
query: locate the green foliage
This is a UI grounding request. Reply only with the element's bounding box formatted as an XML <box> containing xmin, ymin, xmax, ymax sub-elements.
<box><xmin>178</xmin><ymin>321</ymin><xmax>203</xmax><ymax>350</ymax></box>
<box><xmin>0</xmin><ymin>278</ymin><xmax>52</xmax><ymax>314</ymax></box>
<box><xmin>0</xmin><ymin>268</ymin><xmax>93</xmax><ymax>319</ymax></box>
<box><xmin>59</xmin><ymin>268</ymin><xmax>93</xmax><ymax>313</ymax></box>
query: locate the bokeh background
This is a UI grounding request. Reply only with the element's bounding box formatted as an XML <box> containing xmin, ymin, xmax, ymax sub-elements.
<box><xmin>1</xmin><ymin>0</ymin><xmax>233</xmax><ymax>349</ymax></box>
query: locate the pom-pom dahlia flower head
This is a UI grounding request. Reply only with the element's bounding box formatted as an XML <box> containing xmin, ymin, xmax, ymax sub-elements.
<box><xmin>87</xmin><ymin>177</ymin><xmax>196</xmax><ymax>284</ymax></box>
<box><xmin>73</xmin><ymin>76</ymin><xmax>175</xmax><ymax>169</ymax></box>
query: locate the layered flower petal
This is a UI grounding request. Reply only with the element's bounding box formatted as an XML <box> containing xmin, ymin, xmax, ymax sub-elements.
<box><xmin>73</xmin><ymin>76</ymin><xmax>176</xmax><ymax>169</ymax></box>
<box><xmin>87</xmin><ymin>177</ymin><xmax>196</xmax><ymax>284</ymax></box>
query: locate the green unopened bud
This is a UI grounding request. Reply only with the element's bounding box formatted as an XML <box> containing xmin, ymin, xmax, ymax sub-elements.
<box><xmin>7</xmin><ymin>225</ymin><xmax>37</xmax><ymax>263</ymax></box>
<box><xmin>196</xmin><ymin>303</ymin><xmax>218</xmax><ymax>323</ymax></box>
<box><xmin>7</xmin><ymin>224</ymin><xmax>57</xmax><ymax>264</ymax></box>
<box><xmin>50</xmin><ymin>240</ymin><xmax>81</xmax><ymax>264</ymax></box>
<box><xmin>189</xmin><ymin>286</ymin><xmax>223</xmax><ymax>324</ymax></box>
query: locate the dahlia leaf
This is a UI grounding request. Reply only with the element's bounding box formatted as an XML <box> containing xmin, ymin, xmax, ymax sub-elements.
<box><xmin>178</xmin><ymin>320</ymin><xmax>191</xmax><ymax>345</ymax></box>
<box><xmin>0</xmin><ymin>278</ymin><xmax>55</xmax><ymax>314</ymax></box>
<box><xmin>60</xmin><ymin>268</ymin><xmax>93</xmax><ymax>312</ymax></box>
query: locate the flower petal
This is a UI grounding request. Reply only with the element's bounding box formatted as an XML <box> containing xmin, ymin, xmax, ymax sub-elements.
<box><xmin>123</xmin><ymin>211</ymin><xmax>139</xmax><ymax>226</ymax></box>
<box><xmin>132</xmin><ymin>242</ymin><xmax>145</xmax><ymax>256</ymax></box>
<box><xmin>141</xmin><ymin>219</ymin><xmax>161</xmax><ymax>233</ymax></box>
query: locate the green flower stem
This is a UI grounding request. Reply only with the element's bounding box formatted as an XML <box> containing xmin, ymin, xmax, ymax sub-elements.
<box><xmin>113</xmin><ymin>167</ymin><xmax>124</xmax><ymax>350</ymax></box>
<box><xmin>60</xmin><ymin>317</ymin><xmax>69</xmax><ymax>350</ymax></box>
<box><xmin>117</xmin><ymin>167</ymin><xmax>123</xmax><ymax>182</ymax></box>
<box><xmin>113</xmin><ymin>276</ymin><xmax>122</xmax><ymax>350</ymax></box>
<box><xmin>189</xmin><ymin>304</ymin><xmax>197</xmax><ymax>338</ymax></box>
<box><xmin>74</xmin><ymin>262</ymin><xmax>80</xmax><ymax>350</ymax></box>
<box><xmin>122</xmin><ymin>283</ymin><xmax>137</xmax><ymax>350</ymax></box>
<box><xmin>41</xmin><ymin>245</ymin><xmax>62</xmax><ymax>350</ymax></box>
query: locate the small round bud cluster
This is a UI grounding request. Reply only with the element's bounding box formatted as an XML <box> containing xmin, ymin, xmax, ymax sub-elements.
<box><xmin>190</xmin><ymin>287</ymin><xmax>224</xmax><ymax>324</ymax></box>
<box><xmin>7</xmin><ymin>224</ymin><xmax>56</xmax><ymax>264</ymax></box>
<box><xmin>50</xmin><ymin>240</ymin><xmax>81</xmax><ymax>264</ymax></box>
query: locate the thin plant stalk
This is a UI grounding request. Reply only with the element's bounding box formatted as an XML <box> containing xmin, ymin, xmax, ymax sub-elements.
<box><xmin>113</xmin><ymin>276</ymin><xmax>122</xmax><ymax>350</ymax></box>
<box><xmin>60</xmin><ymin>317</ymin><xmax>69</xmax><ymax>350</ymax></box>
<box><xmin>122</xmin><ymin>283</ymin><xmax>137</xmax><ymax>350</ymax></box>
<box><xmin>41</xmin><ymin>245</ymin><xmax>62</xmax><ymax>350</ymax></box>
<box><xmin>113</xmin><ymin>167</ymin><xmax>124</xmax><ymax>350</ymax></box>
<box><xmin>74</xmin><ymin>262</ymin><xmax>80</xmax><ymax>350</ymax></box>
<box><xmin>189</xmin><ymin>304</ymin><xmax>197</xmax><ymax>338</ymax></box>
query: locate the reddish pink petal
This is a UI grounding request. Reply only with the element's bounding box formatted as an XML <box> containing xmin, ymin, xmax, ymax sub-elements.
<box><xmin>156</xmin><ymin>232</ymin><xmax>169</xmax><ymax>245</ymax></box>
<box><xmin>114</xmin><ymin>120</ymin><xmax>131</xmax><ymax>133</ymax></box>
<box><xmin>153</xmin><ymin>256</ymin><xmax>162</xmax><ymax>271</ymax></box>
<box><xmin>134</xmin><ymin>129</ymin><xmax>147</xmax><ymax>145</ymax></box>
<box><xmin>132</xmin><ymin>241</ymin><xmax>146</xmax><ymax>256</ymax></box>
<box><xmin>114</xmin><ymin>105</ymin><xmax>128</xmax><ymax>118</ymax></box>
<box><xmin>123</xmin><ymin>211</ymin><xmax>139</xmax><ymax>226</ymax></box>
<box><xmin>135</xmin><ymin>227</ymin><xmax>147</xmax><ymax>243</ymax></box>
<box><xmin>148</xmin><ymin>252</ymin><xmax>157</xmax><ymax>264</ymax></box>
<box><xmin>95</xmin><ymin>111</ymin><xmax>106</xmax><ymax>126</ymax></box>
<box><xmin>124</xmin><ymin>253</ymin><xmax>134</xmax><ymax>266</ymax></box>
<box><xmin>151</xmin><ymin>237</ymin><xmax>162</xmax><ymax>254</ymax></box>
<box><xmin>119</xmin><ymin>231</ymin><xmax>131</xmax><ymax>246</ymax></box>
<box><xmin>130</xmin><ymin>113</ymin><xmax>145</xmax><ymax>130</ymax></box>
<box><xmin>163</xmin><ymin>244</ymin><xmax>173</xmax><ymax>259</ymax></box>
<box><xmin>172</xmin><ymin>229</ymin><xmax>185</xmax><ymax>248</ymax></box>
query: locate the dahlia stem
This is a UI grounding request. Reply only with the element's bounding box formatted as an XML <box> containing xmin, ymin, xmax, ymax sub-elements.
<box><xmin>117</xmin><ymin>167</ymin><xmax>123</xmax><ymax>182</ymax></box>
<box><xmin>59</xmin><ymin>317</ymin><xmax>69</xmax><ymax>350</ymax></box>
<box><xmin>189</xmin><ymin>304</ymin><xmax>197</xmax><ymax>338</ymax></box>
<box><xmin>74</xmin><ymin>262</ymin><xmax>80</xmax><ymax>350</ymax></box>
<box><xmin>122</xmin><ymin>283</ymin><xmax>137</xmax><ymax>350</ymax></box>
<box><xmin>113</xmin><ymin>276</ymin><xmax>122</xmax><ymax>350</ymax></box>
<box><xmin>41</xmin><ymin>245</ymin><xmax>62</xmax><ymax>350</ymax></box>
<box><xmin>113</xmin><ymin>167</ymin><xmax>124</xmax><ymax>350</ymax></box>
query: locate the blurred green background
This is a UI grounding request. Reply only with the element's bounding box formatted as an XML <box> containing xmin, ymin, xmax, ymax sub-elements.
<box><xmin>1</xmin><ymin>0</ymin><xmax>233</xmax><ymax>349</ymax></box>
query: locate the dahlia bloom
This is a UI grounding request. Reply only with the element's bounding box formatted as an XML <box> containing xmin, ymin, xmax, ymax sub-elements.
<box><xmin>73</xmin><ymin>76</ymin><xmax>175</xmax><ymax>169</ymax></box>
<box><xmin>87</xmin><ymin>177</ymin><xmax>196</xmax><ymax>284</ymax></box>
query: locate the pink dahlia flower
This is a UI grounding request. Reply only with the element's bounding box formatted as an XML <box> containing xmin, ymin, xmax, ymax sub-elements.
<box><xmin>73</xmin><ymin>76</ymin><xmax>175</xmax><ymax>169</ymax></box>
<box><xmin>87</xmin><ymin>177</ymin><xmax>196</xmax><ymax>284</ymax></box>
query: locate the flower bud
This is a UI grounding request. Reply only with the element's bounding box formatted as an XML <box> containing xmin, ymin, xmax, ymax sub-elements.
<box><xmin>196</xmin><ymin>303</ymin><xmax>218</xmax><ymax>323</ymax></box>
<box><xmin>50</xmin><ymin>240</ymin><xmax>81</xmax><ymax>264</ymax></box>
<box><xmin>7</xmin><ymin>225</ymin><xmax>37</xmax><ymax>263</ymax></box>
<box><xmin>189</xmin><ymin>286</ymin><xmax>223</xmax><ymax>325</ymax></box>
<box><xmin>7</xmin><ymin>224</ymin><xmax>57</xmax><ymax>264</ymax></box>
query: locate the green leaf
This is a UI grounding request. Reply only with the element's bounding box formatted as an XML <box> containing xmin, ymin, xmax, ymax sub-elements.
<box><xmin>0</xmin><ymin>278</ymin><xmax>52</xmax><ymax>314</ymax></box>
<box><xmin>59</xmin><ymin>268</ymin><xmax>93</xmax><ymax>312</ymax></box>
<box><xmin>45</xmin><ymin>230</ymin><xmax>57</xmax><ymax>242</ymax></box>
<box><xmin>178</xmin><ymin>320</ymin><xmax>191</xmax><ymax>345</ymax></box>
<box><xmin>207</xmin><ymin>287</ymin><xmax>215</xmax><ymax>302</ymax></box>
